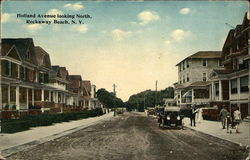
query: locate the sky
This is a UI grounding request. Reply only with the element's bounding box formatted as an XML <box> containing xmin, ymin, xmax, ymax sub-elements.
<box><xmin>1</xmin><ymin>1</ymin><xmax>249</xmax><ymax>101</ymax></box>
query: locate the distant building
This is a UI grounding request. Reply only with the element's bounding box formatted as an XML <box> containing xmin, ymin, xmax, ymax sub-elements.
<box><xmin>68</xmin><ymin>75</ymin><xmax>84</xmax><ymax>110</ymax></box>
<box><xmin>174</xmin><ymin>51</ymin><xmax>223</xmax><ymax>107</ymax></box>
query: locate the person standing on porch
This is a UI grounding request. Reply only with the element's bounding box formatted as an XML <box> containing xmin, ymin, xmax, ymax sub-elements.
<box><xmin>233</xmin><ymin>107</ymin><xmax>242</xmax><ymax>133</ymax></box>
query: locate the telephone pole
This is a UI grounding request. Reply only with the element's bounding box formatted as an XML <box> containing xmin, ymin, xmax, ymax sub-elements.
<box><xmin>113</xmin><ymin>83</ymin><xmax>117</xmax><ymax>97</ymax></box>
<box><xmin>155</xmin><ymin>80</ymin><xmax>158</xmax><ymax>107</ymax></box>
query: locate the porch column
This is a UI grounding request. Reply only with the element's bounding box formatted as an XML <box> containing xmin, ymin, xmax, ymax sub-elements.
<box><xmin>0</xmin><ymin>85</ymin><xmax>2</xmax><ymax>110</ymax></box>
<box><xmin>41</xmin><ymin>89</ymin><xmax>44</xmax><ymax>101</ymax></box>
<box><xmin>49</xmin><ymin>91</ymin><xmax>51</xmax><ymax>102</ymax></box>
<box><xmin>17</xmin><ymin>65</ymin><xmax>20</xmax><ymax>79</ymax></box>
<box><xmin>26</xmin><ymin>88</ymin><xmax>29</xmax><ymax>108</ymax></box>
<box><xmin>55</xmin><ymin>91</ymin><xmax>58</xmax><ymax>103</ymax></box>
<box><xmin>219</xmin><ymin>80</ymin><xmax>222</xmax><ymax>101</ymax></box>
<box><xmin>16</xmin><ymin>86</ymin><xmax>20</xmax><ymax>110</ymax></box>
<box><xmin>211</xmin><ymin>81</ymin><xmax>214</xmax><ymax>101</ymax></box>
<box><xmin>179</xmin><ymin>90</ymin><xmax>182</xmax><ymax>105</ymax></box>
<box><xmin>191</xmin><ymin>89</ymin><xmax>194</xmax><ymax>103</ymax></box>
<box><xmin>32</xmin><ymin>88</ymin><xmax>34</xmax><ymax>105</ymax></box>
<box><xmin>8</xmin><ymin>85</ymin><xmax>10</xmax><ymax>104</ymax></box>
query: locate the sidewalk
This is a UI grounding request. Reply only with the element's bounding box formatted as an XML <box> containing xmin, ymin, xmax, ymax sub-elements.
<box><xmin>183</xmin><ymin>118</ymin><xmax>250</xmax><ymax>147</ymax></box>
<box><xmin>0</xmin><ymin>112</ymin><xmax>114</xmax><ymax>157</ymax></box>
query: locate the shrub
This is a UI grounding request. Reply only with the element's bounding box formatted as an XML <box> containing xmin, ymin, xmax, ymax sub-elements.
<box><xmin>1</xmin><ymin>108</ymin><xmax>104</xmax><ymax>133</ymax></box>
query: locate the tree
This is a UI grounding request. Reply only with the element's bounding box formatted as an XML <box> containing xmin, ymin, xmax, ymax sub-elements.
<box><xmin>96</xmin><ymin>88</ymin><xmax>125</xmax><ymax>108</ymax></box>
<box><xmin>126</xmin><ymin>87</ymin><xmax>174</xmax><ymax>112</ymax></box>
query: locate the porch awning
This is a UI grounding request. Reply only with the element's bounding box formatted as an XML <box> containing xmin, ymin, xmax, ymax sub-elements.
<box><xmin>182</xmin><ymin>90</ymin><xmax>192</xmax><ymax>98</ymax></box>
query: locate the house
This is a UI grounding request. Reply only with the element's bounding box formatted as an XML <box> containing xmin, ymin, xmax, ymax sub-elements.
<box><xmin>46</xmin><ymin>65</ymin><xmax>74</xmax><ymax>112</ymax></box>
<box><xmin>0</xmin><ymin>38</ymin><xmax>43</xmax><ymax>112</ymax></box>
<box><xmin>210</xmin><ymin>12</ymin><xmax>249</xmax><ymax>118</ymax></box>
<box><xmin>174</xmin><ymin>51</ymin><xmax>223</xmax><ymax>108</ymax></box>
<box><xmin>81</xmin><ymin>81</ymin><xmax>102</xmax><ymax>110</ymax></box>
<box><xmin>68</xmin><ymin>75</ymin><xmax>85</xmax><ymax>110</ymax></box>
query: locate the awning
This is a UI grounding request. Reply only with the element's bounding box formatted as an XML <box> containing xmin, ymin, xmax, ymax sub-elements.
<box><xmin>182</xmin><ymin>90</ymin><xmax>192</xmax><ymax>98</ymax></box>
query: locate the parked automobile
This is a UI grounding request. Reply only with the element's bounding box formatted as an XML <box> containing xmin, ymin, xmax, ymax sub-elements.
<box><xmin>147</xmin><ymin>107</ymin><xmax>155</xmax><ymax>116</ymax></box>
<box><xmin>116</xmin><ymin>108</ymin><xmax>125</xmax><ymax>114</ymax></box>
<box><xmin>158</xmin><ymin>106</ymin><xmax>184</xmax><ymax>129</ymax></box>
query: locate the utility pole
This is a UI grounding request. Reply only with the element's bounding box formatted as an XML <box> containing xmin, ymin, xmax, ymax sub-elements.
<box><xmin>155</xmin><ymin>80</ymin><xmax>158</xmax><ymax>107</ymax></box>
<box><xmin>113</xmin><ymin>84</ymin><xmax>117</xmax><ymax>97</ymax></box>
<box><xmin>113</xmin><ymin>84</ymin><xmax>117</xmax><ymax>116</ymax></box>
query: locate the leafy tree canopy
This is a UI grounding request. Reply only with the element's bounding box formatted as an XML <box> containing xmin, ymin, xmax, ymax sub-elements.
<box><xmin>125</xmin><ymin>87</ymin><xmax>174</xmax><ymax>112</ymax></box>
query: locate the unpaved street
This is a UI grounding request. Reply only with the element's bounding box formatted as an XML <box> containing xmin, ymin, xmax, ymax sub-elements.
<box><xmin>8</xmin><ymin>112</ymin><xmax>247</xmax><ymax>160</ymax></box>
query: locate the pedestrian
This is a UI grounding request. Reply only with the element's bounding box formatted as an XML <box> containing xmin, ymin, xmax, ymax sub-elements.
<box><xmin>233</xmin><ymin>107</ymin><xmax>242</xmax><ymax>133</ymax></box>
<box><xmin>196</xmin><ymin>108</ymin><xmax>203</xmax><ymax>123</ymax></box>
<box><xmin>219</xmin><ymin>105</ymin><xmax>228</xmax><ymax>129</ymax></box>
<box><xmin>190</xmin><ymin>105</ymin><xmax>197</xmax><ymax>127</ymax></box>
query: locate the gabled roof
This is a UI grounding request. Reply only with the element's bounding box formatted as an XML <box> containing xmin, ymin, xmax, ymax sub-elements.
<box><xmin>1</xmin><ymin>44</ymin><xmax>14</xmax><ymax>56</ymax></box>
<box><xmin>82</xmin><ymin>80</ymin><xmax>91</xmax><ymax>96</ymax></box>
<box><xmin>50</xmin><ymin>65</ymin><xmax>69</xmax><ymax>80</ymax></box>
<box><xmin>176</xmin><ymin>51</ymin><xmax>222</xmax><ymax>66</ymax></box>
<box><xmin>2</xmin><ymin>38</ymin><xmax>38</xmax><ymax>65</ymax></box>
<box><xmin>35</xmin><ymin>46</ymin><xmax>51</xmax><ymax>69</ymax></box>
<box><xmin>68</xmin><ymin>75</ymin><xmax>82</xmax><ymax>89</ymax></box>
<box><xmin>188</xmin><ymin>51</ymin><xmax>222</xmax><ymax>59</ymax></box>
<box><xmin>68</xmin><ymin>75</ymin><xmax>82</xmax><ymax>81</ymax></box>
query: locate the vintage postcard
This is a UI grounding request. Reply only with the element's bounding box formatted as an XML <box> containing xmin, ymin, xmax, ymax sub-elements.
<box><xmin>0</xmin><ymin>0</ymin><xmax>249</xmax><ymax>160</ymax></box>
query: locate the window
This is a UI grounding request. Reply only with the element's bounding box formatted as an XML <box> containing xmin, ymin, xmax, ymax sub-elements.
<box><xmin>10</xmin><ymin>86</ymin><xmax>16</xmax><ymax>103</ymax></box>
<box><xmin>50</xmin><ymin>91</ymin><xmax>54</xmax><ymax>102</ymax></box>
<box><xmin>231</xmin><ymin>79</ymin><xmax>237</xmax><ymax>94</ymax></box>
<box><xmin>34</xmin><ymin>89</ymin><xmax>42</xmax><ymax>101</ymax></box>
<box><xmin>187</xmin><ymin>73</ymin><xmax>190</xmax><ymax>82</ymax></box>
<box><xmin>8</xmin><ymin>61</ymin><xmax>12</xmax><ymax>76</ymax></box>
<box><xmin>39</xmin><ymin>72</ymin><xmax>45</xmax><ymax>83</ymax></box>
<box><xmin>19</xmin><ymin>87</ymin><xmax>27</xmax><ymax>103</ymax></box>
<box><xmin>215</xmin><ymin>83</ymin><xmax>219</xmax><ymax>96</ymax></box>
<box><xmin>186</xmin><ymin>60</ymin><xmax>189</xmax><ymax>68</ymax></box>
<box><xmin>183</xmin><ymin>61</ymin><xmax>185</xmax><ymax>70</ymax></box>
<box><xmin>1</xmin><ymin>85</ymin><xmax>8</xmax><ymax>103</ymax></box>
<box><xmin>202</xmin><ymin>59</ymin><xmax>207</xmax><ymax>66</ymax></box>
<box><xmin>202</xmin><ymin>73</ymin><xmax>207</xmax><ymax>81</ymax></box>
<box><xmin>194</xmin><ymin>89</ymin><xmax>209</xmax><ymax>99</ymax></box>
<box><xmin>44</xmin><ymin>91</ymin><xmax>50</xmax><ymax>101</ymax></box>
<box><xmin>183</xmin><ymin>75</ymin><xmax>185</xmax><ymax>83</ymax></box>
<box><xmin>26</xmin><ymin>50</ymin><xmax>30</xmax><ymax>60</ymax></box>
<box><xmin>218</xmin><ymin>59</ymin><xmax>223</xmax><ymax>67</ymax></box>
<box><xmin>20</xmin><ymin>66</ymin><xmax>26</xmax><ymax>80</ymax></box>
<box><xmin>240</xmin><ymin>76</ymin><xmax>249</xmax><ymax>92</ymax></box>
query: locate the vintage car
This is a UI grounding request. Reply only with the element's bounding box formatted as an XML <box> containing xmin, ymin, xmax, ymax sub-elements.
<box><xmin>158</xmin><ymin>106</ymin><xmax>184</xmax><ymax>129</ymax></box>
<box><xmin>115</xmin><ymin>108</ymin><xmax>125</xmax><ymax>114</ymax></box>
<box><xmin>147</xmin><ymin>107</ymin><xmax>155</xmax><ymax>116</ymax></box>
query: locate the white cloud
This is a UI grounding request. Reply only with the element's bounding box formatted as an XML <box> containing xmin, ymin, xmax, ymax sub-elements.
<box><xmin>71</xmin><ymin>24</ymin><xmax>88</xmax><ymax>33</ymax></box>
<box><xmin>137</xmin><ymin>10</ymin><xmax>160</xmax><ymax>25</ymax></box>
<box><xmin>1</xmin><ymin>13</ymin><xmax>15</xmax><ymax>23</ymax></box>
<box><xmin>180</xmin><ymin>8</ymin><xmax>191</xmax><ymax>15</ymax></box>
<box><xmin>25</xmin><ymin>24</ymin><xmax>44</xmax><ymax>32</ymax></box>
<box><xmin>111</xmin><ymin>29</ymin><xmax>132</xmax><ymax>41</ymax></box>
<box><xmin>164</xmin><ymin>29</ymin><xmax>195</xmax><ymax>46</ymax></box>
<box><xmin>64</xmin><ymin>2</ymin><xmax>84</xmax><ymax>11</ymax></box>
<box><xmin>170</xmin><ymin>29</ymin><xmax>193</xmax><ymax>42</ymax></box>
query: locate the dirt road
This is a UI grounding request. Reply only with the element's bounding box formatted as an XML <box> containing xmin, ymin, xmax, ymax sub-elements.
<box><xmin>8</xmin><ymin>112</ymin><xmax>247</xmax><ymax>160</ymax></box>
